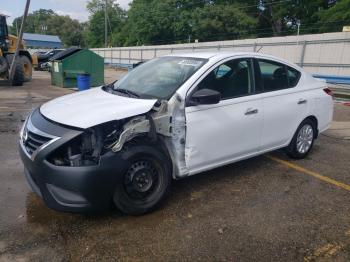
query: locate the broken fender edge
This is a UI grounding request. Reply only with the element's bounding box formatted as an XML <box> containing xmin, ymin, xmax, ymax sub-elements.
<box><xmin>107</xmin><ymin>96</ymin><xmax>189</xmax><ymax>179</ymax></box>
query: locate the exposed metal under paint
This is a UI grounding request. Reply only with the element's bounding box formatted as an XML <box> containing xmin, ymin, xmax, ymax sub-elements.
<box><xmin>105</xmin><ymin>94</ymin><xmax>188</xmax><ymax>178</ymax></box>
<box><xmin>109</xmin><ymin>116</ymin><xmax>150</xmax><ymax>152</ymax></box>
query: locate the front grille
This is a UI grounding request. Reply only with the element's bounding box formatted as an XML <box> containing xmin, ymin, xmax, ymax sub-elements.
<box><xmin>24</xmin><ymin>130</ymin><xmax>52</xmax><ymax>156</ymax></box>
<box><xmin>20</xmin><ymin>109</ymin><xmax>61</xmax><ymax>159</ymax></box>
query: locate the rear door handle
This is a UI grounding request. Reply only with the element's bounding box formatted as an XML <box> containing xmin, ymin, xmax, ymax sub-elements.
<box><xmin>298</xmin><ymin>99</ymin><xmax>307</xmax><ymax>104</ymax></box>
<box><xmin>245</xmin><ymin>108</ymin><xmax>258</xmax><ymax>115</ymax></box>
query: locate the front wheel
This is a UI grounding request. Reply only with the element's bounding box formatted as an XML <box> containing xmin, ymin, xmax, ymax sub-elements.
<box><xmin>286</xmin><ymin>119</ymin><xmax>316</xmax><ymax>159</ymax></box>
<box><xmin>113</xmin><ymin>144</ymin><xmax>172</xmax><ymax>215</ymax></box>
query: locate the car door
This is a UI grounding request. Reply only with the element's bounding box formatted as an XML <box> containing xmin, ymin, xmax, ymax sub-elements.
<box><xmin>185</xmin><ymin>57</ymin><xmax>264</xmax><ymax>174</ymax></box>
<box><xmin>255</xmin><ymin>58</ymin><xmax>308</xmax><ymax>150</ymax></box>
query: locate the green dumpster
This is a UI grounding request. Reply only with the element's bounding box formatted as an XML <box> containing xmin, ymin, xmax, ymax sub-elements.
<box><xmin>51</xmin><ymin>48</ymin><xmax>104</xmax><ymax>88</ymax></box>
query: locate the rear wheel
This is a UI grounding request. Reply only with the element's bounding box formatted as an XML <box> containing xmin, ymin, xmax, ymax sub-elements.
<box><xmin>286</xmin><ymin>119</ymin><xmax>316</xmax><ymax>159</ymax></box>
<box><xmin>20</xmin><ymin>55</ymin><xmax>32</xmax><ymax>82</ymax></box>
<box><xmin>113</xmin><ymin>144</ymin><xmax>172</xmax><ymax>215</ymax></box>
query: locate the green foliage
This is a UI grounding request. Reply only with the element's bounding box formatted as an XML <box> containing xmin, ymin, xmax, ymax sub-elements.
<box><xmin>316</xmin><ymin>0</ymin><xmax>350</xmax><ymax>33</ymax></box>
<box><xmin>86</xmin><ymin>0</ymin><xmax>126</xmax><ymax>47</ymax></box>
<box><xmin>8</xmin><ymin>0</ymin><xmax>350</xmax><ymax>48</ymax></box>
<box><xmin>11</xmin><ymin>9</ymin><xmax>86</xmax><ymax>47</ymax></box>
<box><xmin>121</xmin><ymin>0</ymin><xmax>176</xmax><ymax>45</ymax></box>
<box><xmin>256</xmin><ymin>0</ymin><xmax>342</xmax><ymax>36</ymax></box>
<box><xmin>191</xmin><ymin>4</ymin><xmax>257</xmax><ymax>41</ymax></box>
<box><xmin>46</xmin><ymin>15</ymin><xmax>86</xmax><ymax>47</ymax></box>
<box><xmin>118</xmin><ymin>0</ymin><xmax>257</xmax><ymax>46</ymax></box>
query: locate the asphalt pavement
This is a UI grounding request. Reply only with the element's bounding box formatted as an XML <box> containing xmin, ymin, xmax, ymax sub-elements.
<box><xmin>0</xmin><ymin>70</ymin><xmax>350</xmax><ymax>261</ymax></box>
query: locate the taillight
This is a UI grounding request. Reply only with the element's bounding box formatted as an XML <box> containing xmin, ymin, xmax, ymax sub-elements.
<box><xmin>323</xmin><ymin>88</ymin><xmax>334</xmax><ymax>98</ymax></box>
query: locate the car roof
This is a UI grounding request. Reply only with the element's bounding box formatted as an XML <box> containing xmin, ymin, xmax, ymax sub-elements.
<box><xmin>166</xmin><ymin>51</ymin><xmax>302</xmax><ymax>71</ymax></box>
<box><xmin>166</xmin><ymin>52</ymin><xmax>252</xmax><ymax>59</ymax></box>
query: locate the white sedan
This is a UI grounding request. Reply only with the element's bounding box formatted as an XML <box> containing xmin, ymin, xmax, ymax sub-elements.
<box><xmin>19</xmin><ymin>52</ymin><xmax>333</xmax><ymax>215</ymax></box>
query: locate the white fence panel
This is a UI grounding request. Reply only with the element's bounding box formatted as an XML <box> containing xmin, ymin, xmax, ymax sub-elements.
<box><xmin>91</xmin><ymin>31</ymin><xmax>350</xmax><ymax>76</ymax></box>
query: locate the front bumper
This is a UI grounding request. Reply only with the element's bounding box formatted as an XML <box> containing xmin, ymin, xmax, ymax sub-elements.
<box><xmin>19</xmin><ymin>109</ymin><xmax>128</xmax><ymax>213</ymax></box>
<box><xmin>20</xmin><ymin>144</ymin><xmax>127</xmax><ymax>213</ymax></box>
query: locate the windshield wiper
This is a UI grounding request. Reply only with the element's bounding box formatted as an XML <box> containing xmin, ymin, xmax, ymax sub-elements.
<box><xmin>115</xmin><ymin>88</ymin><xmax>140</xmax><ymax>98</ymax></box>
<box><xmin>102</xmin><ymin>82</ymin><xmax>115</xmax><ymax>93</ymax></box>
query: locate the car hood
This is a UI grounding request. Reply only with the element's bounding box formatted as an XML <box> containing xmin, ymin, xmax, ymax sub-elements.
<box><xmin>40</xmin><ymin>87</ymin><xmax>158</xmax><ymax>129</ymax></box>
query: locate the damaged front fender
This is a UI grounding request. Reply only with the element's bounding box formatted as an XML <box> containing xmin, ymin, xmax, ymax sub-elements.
<box><xmin>109</xmin><ymin>116</ymin><xmax>151</xmax><ymax>152</ymax></box>
<box><xmin>105</xmin><ymin>95</ymin><xmax>189</xmax><ymax>178</ymax></box>
<box><xmin>47</xmin><ymin>93</ymin><xmax>190</xmax><ymax>179</ymax></box>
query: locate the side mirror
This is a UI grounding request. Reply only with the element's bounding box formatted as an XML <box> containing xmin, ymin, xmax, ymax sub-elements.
<box><xmin>189</xmin><ymin>88</ymin><xmax>221</xmax><ymax>106</ymax></box>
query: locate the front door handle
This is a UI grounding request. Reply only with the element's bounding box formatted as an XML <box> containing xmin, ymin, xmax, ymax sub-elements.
<box><xmin>245</xmin><ymin>108</ymin><xmax>258</xmax><ymax>115</ymax></box>
<box><xmin>298</xmin><ymin>99</ymin><xmax>307</xmax><ymax>104</ymax></box>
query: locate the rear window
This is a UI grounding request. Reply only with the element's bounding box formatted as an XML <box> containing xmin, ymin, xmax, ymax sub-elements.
<box><xmin>257</xmin><ymin>59</ymin><xmax>301</xmax><ymax>92</ymax></box>
<box><xmin>258</xmin><ymin>60</ymin><xmax>288</xmax><ymax>91</ymax></box>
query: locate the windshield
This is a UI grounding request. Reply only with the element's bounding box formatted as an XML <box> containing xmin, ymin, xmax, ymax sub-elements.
<box><xmin>112</xmin><ymin>57</ymin><xmax>207</xmax><ymax>99</ymax></box>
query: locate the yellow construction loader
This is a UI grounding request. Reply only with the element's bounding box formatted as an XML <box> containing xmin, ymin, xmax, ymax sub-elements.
<box><xmin>0</xmin><ymin>14</ymin><xmax>37</xmax><ymax>86</ymax></box>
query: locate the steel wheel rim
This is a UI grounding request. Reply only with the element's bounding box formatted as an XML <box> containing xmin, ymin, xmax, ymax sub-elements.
<box><xmin>124</xmin><ymin>159</ymin><xmax>162</xmax><ymax>201</ymax></box>
<box><xmin>296</xmin><ymin>124</ymin><xmax>313</xmax><ymax>154</ymax></box>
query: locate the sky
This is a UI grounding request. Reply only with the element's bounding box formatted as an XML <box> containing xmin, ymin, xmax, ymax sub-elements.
<box><xmin>0</xmin><ymin>0</ymin><xmax>133</xmax><ymax>24</ymax></box>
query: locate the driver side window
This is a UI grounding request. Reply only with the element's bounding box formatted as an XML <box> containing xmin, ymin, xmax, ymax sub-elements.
<box><xmin>197</xmin><ymin>58</ymin><xmax>253</xmax><ymax>100</ymax></box>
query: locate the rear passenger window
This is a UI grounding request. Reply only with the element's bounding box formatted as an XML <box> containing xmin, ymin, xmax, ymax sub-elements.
<box><xmin>287</xmin><ymin>66</ymin><xmax>301</xmax><ymax>87</ymax></box>
<box><xmin>258</xmin><ymin>60</ymin><xmax>288</xmax><ymax>91</ymax></box>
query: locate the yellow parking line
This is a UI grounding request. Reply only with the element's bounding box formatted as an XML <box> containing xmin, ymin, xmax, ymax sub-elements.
<box><xmin>267</xmin><ymin>155</ymin><xmax>350</xmax><ymax>192</ymax></box>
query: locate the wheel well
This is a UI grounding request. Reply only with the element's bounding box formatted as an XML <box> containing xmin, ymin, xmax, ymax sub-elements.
<box><xmin>4</xmin><ymin>51</ymin><xmax>32</xmax><ymax>63</ymax></box>
<box><xmin>123</xmin><ymin>135</ymin><xmax>173</xmax><ymax>168</ymax></box>
<box><xmin>19</xmin><ymin>50</ymin><xmax>32</xmax><ymax>63</ymax></box>
<box><xmin>304</xmin><ymin>115</ymin><xmax>319</xmax><ymax>138</ymax></box>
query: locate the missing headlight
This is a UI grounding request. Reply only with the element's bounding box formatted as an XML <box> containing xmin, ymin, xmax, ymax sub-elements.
<box><xmin>47</xmin><ymin>120</ymin><xmax>124</xmax><ymax>166</ymax></box>
<box><xmin>47</xmin><ymin>129</ymin><xmax>100</xmax><ymax>166</ymax></box>
<box><xmin>47</xmin><ymin>118</ymin><xmax>141</xmax><ymax>167</ymax></box>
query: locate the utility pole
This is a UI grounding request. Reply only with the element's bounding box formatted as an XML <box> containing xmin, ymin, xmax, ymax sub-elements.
<box><xmin>15</xmin><ymin>20</ymin><xmax>19</xmax><ymax>36</ymax></box>
<box><xmin>9</xmin><ymin>0</ymin><xmax>30</xmax><ymax>82</ymax></box>
<box><xmin>105</xmin><ymin>0</ymin><xmax>108</xmax><ymax>47</ymax></box>
<box><xmin>188</xmin><ymin>23</ymin><xmax>193</xmax><ymax>44</ymax></box>
<box><xmin>296</xmin><ymin>20</ymin><xmax>301</xmax><ymax>45</ymax></box>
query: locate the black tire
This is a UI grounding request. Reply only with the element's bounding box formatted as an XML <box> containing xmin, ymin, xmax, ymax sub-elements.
<box><xmin>11</xmin><ymin>60</ymin><xmax>24</xmax><ymax>86</ymax></box>
<box><xmin>20</xmin><ymin>55</ymin><xmax>32</xmax><ymax>82</ymax></box>
<box><xmin>286</xmin><ymin>119</ymin><xmax>316</xmax><ymax>159</ymax></box>
<box><xmin>5</xmin><ymin>54</ymin><xmax>24</xmax><ymax>86</ymax></box>
<box><xmin>0</xmin><ymin>56</ymin><xmax>8</xmax><ymax>74</ymax></box>
<box><xmin>113</xmin><ymin>144</ymin><xmax>172</xmax><ymax>215</ymax></box>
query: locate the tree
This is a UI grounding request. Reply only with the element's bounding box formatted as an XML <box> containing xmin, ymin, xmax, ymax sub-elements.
<box><xmin>9</xmin><ymin>0</ymin><xmax>350</xmax><ymax>48</ymax></box>
<box><xmin>316</xmin><ymin>0</ymin><xmax>350</xmax><ymax>33</ymax></box>
<box><xmin>86</xmin><ymin>0</ymin><xmax>126</xmax><ymax>47</ymax></box>
<box><xmin>257</xmin><ymin>0</ymin><xmax>338</xmax><ymax>37</ymax></box>
<box><xmin>46</xmin><ymin>15</ymin><xmax>86</xmax><ymax>47</ymax></box>
<box><xmin>191</xmin><ymin>3</ymin><xmax>257</xmax><ymax>41</ymax></box>
<box><xmin>122</xmin><ymin>0</ymin><xmax>258</xmax><ymax>46</ymax></box>
<box><xmin>121</xmin><ymin>0</ymin><xmax>176</xmax><ymax>45</ymax></box>
<box><xmin>11</xmin><ymin>9</ymin><xmax>86</xmax><ymax>47</ymax></box>
<box><xmin>12</xmin><ymin>9</ymin><xmax>55</xmax><ymax>35</ymax></box>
